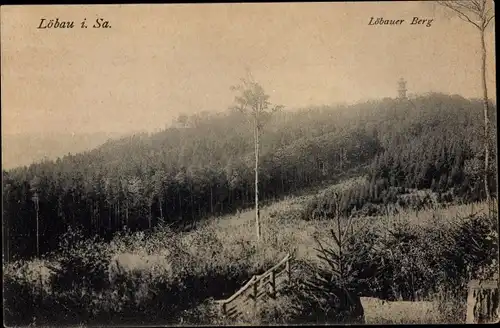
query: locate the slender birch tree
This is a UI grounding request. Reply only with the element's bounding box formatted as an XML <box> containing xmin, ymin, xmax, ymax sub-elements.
<box><xmin>438</xmin><ymin>0</ymin><xmax>495</xmax><ymax>202</ymax></box>
<box><xmin>30</xmin><ymin>176</ymin><xmax>41</xmax><ymax>258</ymax></box>
<box><xmin>230</xmin><ymin>72</ymin><xmax>283</xmax><ymax>241</ymax></box>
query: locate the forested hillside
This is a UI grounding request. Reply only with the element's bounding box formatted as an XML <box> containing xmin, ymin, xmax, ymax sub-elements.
<box><xmin>2</xmin><ymin>93</ymin><xmax>497</xmax><ymax>260</ymax></box>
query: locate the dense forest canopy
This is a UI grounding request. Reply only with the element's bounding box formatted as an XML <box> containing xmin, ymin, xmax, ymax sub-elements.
<box><xmin>2</xmin><ymin>93</ymin><xmax>497</xmax><ymax>260</ymax></box>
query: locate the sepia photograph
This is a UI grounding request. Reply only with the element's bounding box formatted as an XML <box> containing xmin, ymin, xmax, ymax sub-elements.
<box><xmin>1</xmin><ymin>1</ymin><xmax>498</xmax><ymax>326</ymax></box>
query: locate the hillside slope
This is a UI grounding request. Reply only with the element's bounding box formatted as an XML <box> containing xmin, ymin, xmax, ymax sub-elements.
<box><xmin>4</xmin><ymin>178</ymin><xmax>495</xmax><ymax>325</ymax></box>
<box><xmin>2</xmin><ymin>93</ymin><xmax>497</xmax><ymax>260</ymax></box>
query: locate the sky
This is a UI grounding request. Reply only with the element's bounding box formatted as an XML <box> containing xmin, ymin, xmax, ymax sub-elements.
<box><xmin>1</xmin><ymin>1</ymin><xmax>496</xmax><ymax>136</ymax></box>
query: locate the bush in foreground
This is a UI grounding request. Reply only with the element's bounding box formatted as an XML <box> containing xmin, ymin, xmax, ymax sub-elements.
<box><xmin>3</xmin><ymin>201</ymin><xmax>498</xmax><ymax>325</ymax></box>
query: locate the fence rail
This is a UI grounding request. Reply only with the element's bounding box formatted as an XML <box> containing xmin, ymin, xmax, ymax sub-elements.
<box><xmin>214</xmin><ymin>252</ymin><xmax>293</xmax><ymax>318</ymax></box>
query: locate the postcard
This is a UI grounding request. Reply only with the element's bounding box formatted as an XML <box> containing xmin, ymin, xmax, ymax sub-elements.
<box><xmin>2</xmin><ymin>1</ymin><xmax>498</xmax><ymax>326</ymax></box>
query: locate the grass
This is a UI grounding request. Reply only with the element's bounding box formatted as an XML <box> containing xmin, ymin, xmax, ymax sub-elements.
<box><xmin>3</xmin><ymin>178</ymin><xmax>498</xmax><ymax>326</ymax></box>
<box><xmin>360</xmin><ymin>297</ymin><xmax>442</xmax><ymax>324</ymax></box>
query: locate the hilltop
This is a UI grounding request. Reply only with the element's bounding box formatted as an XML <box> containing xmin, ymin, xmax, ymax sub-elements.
<box><xmin>2</xmin><ymin>93</ymin><xmax>497</xmax><ymax>260</ymax></box>
<box><xmin>2</xmin><ymin>92</ymin><xmax>498</xmax><ymax>325</ymax></box>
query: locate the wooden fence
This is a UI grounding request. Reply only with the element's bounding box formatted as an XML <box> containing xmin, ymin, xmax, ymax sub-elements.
<box><xmin>466</xmin><ymin>279</ymin><xmax>499</xmax><ymax>324</ymax></box>
<box><xmin>214</xmin><ymin>253</ymin><xmax>293</xmax><ymax>319</ymax></box>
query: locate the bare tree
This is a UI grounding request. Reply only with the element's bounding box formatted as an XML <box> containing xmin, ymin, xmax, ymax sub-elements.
<box><xmin>230</xmin><ymin>72</ymin><xmax>283</xmax><ymax>241</ymax></box>
<box><xmin>30</xmin><ymin>176</ymin><xmax>41</xmax><ymax>258</ymax></box>
<box><xmin>438</xmin><ymin>0</ymin><xmax>495</xmax><ymax>202</ymax></box>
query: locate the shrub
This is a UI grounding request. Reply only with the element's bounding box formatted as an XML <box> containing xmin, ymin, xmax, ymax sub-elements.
<box><xmin>441</xmin><ymin>212</ymin><xmax>498</xmax><ymax>286</ymax></box>
<box><xmin>50</xmin><ymin>226</ymin><xmax>112</xmax><ymax>293</ymax></box>
<box><xmin>4</xmin><ymin>196</ymin><xmax>497</xmax><ymax>326</ymax></box>
<box><xmin>371</xmin><ymin>220</ymin><xmax>434</xmax><ymax>300</ymax></box>
<box><xmin>3</xmin><ymin>273</ymin><xmax>37</xmax><ymax>326</ymax></box>
<box><xmin>291</xmin><ymin>209</ymin><xmax>371</xmax><ymax>324</ymax></box>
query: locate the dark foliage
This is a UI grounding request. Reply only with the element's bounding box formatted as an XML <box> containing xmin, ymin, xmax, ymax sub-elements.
<box><xmin>49</xmin><ymin>227</ymin><xmax>112</xmax><ymax>292</ymax></box>
<box><xmin>2</xmin><ymin>93</ymin><xmax>497</xmax><ymax>260</ymax></box>
<box><xmin>292</xmin><ymin>208</ymin><xmax>370</xmax><ymax>324</ymax></box>
<box><xmin>3</xmin><ymin>234</ymin><xmax>255</xmax><ymax>327</ymax></box>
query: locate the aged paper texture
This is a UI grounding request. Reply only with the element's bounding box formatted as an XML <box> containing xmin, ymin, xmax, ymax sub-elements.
<box><xmin>2</xmin><ymin>2</ymin><xmax>498</xmax><ymax>326</ymax></box>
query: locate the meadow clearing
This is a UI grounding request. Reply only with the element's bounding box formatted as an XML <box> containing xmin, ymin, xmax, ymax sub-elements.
<box><xmin>4</xmin><ymin>177</ymin><xmax>498</xmax><ymax>326</ymax></box>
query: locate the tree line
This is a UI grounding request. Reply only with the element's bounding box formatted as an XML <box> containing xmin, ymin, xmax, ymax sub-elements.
<box><xmin>2</xmin><ymin>93</ymin><xmax>496</xmax><ymax>260</ymax></box>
